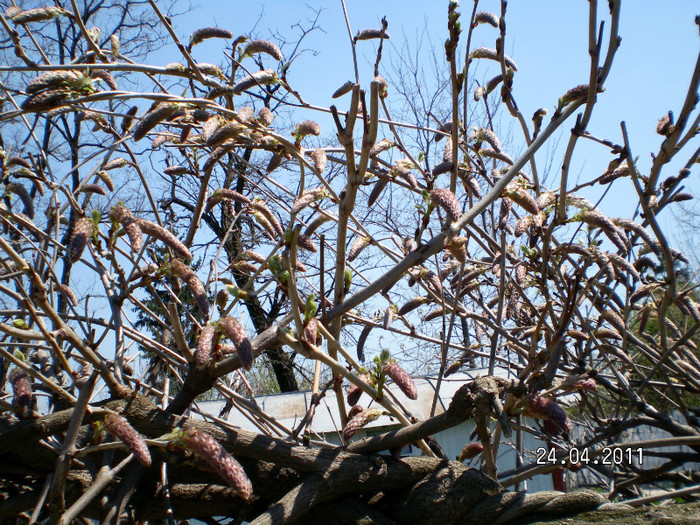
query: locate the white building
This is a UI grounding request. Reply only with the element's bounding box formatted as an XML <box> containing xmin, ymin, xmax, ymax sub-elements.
<box><xmin>197</xmin><ymin>369</ymin><xmax>559</xmax><ymax>492</ymax></box>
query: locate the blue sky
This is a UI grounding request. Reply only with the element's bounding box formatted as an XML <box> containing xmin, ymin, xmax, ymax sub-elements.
<box><xmin>174</xmin><ymin>1</ymin><xmax>699</xmax><ymax>245</ymax></box>
<box><xmin>164</xmin><ymin>1</ymin><xmax>699</xmax><ymax>371</ymax></box>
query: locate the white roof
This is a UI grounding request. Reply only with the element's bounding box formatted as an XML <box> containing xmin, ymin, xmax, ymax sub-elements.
<box><xmin>196</xmin><ymin>368</ymin><xmax>518</xmax><ymax>436</ymax></box>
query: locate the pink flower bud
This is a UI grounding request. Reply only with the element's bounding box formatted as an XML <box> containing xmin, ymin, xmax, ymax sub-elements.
<box><xmin>343</xmin><ymin>408</ymin><xmax>382</xmax><ymax>440</ymax></box>
<box><xmin>110</xmin><ymin>203</ymin><xmax>143</xmax><ymax>254</ymax></box>
<box><xmin>9</xmin><ymin>368</ymin><xmax>32</xmax><ymax>412</ymax></box>
<box><xmin>69</xmin><ymin>217</ymin><xmax>95</xmax><ymax>263</ymax></box>
<box><xmin>573</xmin><ymin>378</ymin><xmax>597</xmax><ymax>392</ymax></box>
<box><xmin>346</xmin><ymin>374</ymin><xmax>370</xmax><ymax>407</ymax></box>
<box><xmin>137</xmin><ymin>219</ymin><xmax>192</xmax><ymax>260</ymax></box>
<box><xmin>383</xmin><ymin>362</ymin><xmax>418</xmax><ymax>400</ymax></box>
<box><xmin>218</xmin><ymin>317</ymin><xmax>254</xmax><ymax>370</ymax></box>
<box><xmin>457</xmin><ymin>442</ymin><xmax>484</xmax><ymax>461</ymax></box>
<box><xmin>104</xmin><ymin>414</ymin><xmax>151</xmax><ymax>467</ymax></box>
<box><xmin>430</xmin><ymin>188</ymin><xmax>461</xmax><ymax>222</ymax></box>
<box><xmin>182</xmin><ymin>429</ymin><xmax>252</xmax><ymax>500</ymax></box>
<box><xmin>169</xmin><ymin>259</ymin><xmax>209</xmax><ymax>316</ymax></box>
<box><xmin>524</xmin><ymin>396</ymin><xmax>572</xmax><ymax>437</ymax></box>
<box><xmin>196</xmin><ymin>324</ymin><xmax>217</xmax><ymax>368</ymax></box>
<box><xmin>347</xmin><ymin>405</ymin><xmax>363</xmax><ymax>419</ymax></box>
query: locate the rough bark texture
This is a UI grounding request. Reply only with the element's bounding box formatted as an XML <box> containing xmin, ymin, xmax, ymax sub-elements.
<box><xmin>0</xmin><ymin>384</ymin><xmax>613</xmax><ymax>524</ymax></box>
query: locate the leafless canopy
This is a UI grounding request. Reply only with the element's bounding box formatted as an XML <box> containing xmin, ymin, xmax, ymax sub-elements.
<box><xmin>0</xmin><ymin>1</ymin><xmax>699</xmax><ymax>523</ymax></box>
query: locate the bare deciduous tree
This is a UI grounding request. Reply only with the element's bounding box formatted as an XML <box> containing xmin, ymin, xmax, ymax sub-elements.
<box><xmin>0</xmin><ymin>1</ymin><xmax>699</xmax><ymax>523</ymax></box>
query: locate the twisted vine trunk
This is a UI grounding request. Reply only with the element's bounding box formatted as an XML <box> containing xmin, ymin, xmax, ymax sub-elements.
<box><xmin>0</xmin><ymin>379</ymin><xmax>610</xmax><ymax>524</ymax></box>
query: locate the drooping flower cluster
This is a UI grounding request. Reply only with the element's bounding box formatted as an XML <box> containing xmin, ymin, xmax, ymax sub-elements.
<box><xmin>430</xmin><ymin>188</ymin><xmax>461</xmax><ymax>222</ymax></box>
<box><xmin>346</xmin><ymin>373</ymin><xmax>371</xmax><ymax>407</ymax></box>
<box><xmin>523</xmin><ymin>396</ymin><xmax>572</xmax><ymax>437</ymax></box>
<box><xmin>240</xmin><ymin>39</ymin><xmax>283</xmax><ymax>61</ymax></box>
<box><xmin>8</xmin><ymin>368</ymin><xmax>32</xmax><ymax>415</ymax></box>
<box><xmin>232</xmin><ymin>70</ymin><xmax>279</xmax><ymax>95</ymax></box>
<box><xmin>6</xmin><ymin>182</ymin><xmax>34</xmax><ymax>219</ymax></box>
<box><xmin>188</xmin><ymin>27</ymin><xmax>233</xmax><ymax>49</ymax></box>
<box><xmin>181</xmin><ymin>429</ymin><xmax>252</xmax><ymax>500</ymax></box>
<box><xmin>137</xmin><ymin>219</ymin><xmax>192</xmax><ymax>260</ymax></box>
<box><xmin>110</xmin><ymin>203</ymin><xmax>143</xmax><ymax>254</ymax></box>
<box><xmin>383</xmin><ymin>361</ymin><xmax>418</xmax><ymax>400</ymax></box>
<box><xmin>104</xmin><ymin>414</ymin><xmax>152</xmax><ymax>467</ymax></box>
<box><xmin>292</xmin><ymin>120</ymin><xmax>321</xmax><ymax>142</ymax></box>
<box><xmin>194</xmin><ymin>317</ymin><xmax>254</xmax><ymax>370</ymax></box>
<box><xmin>69</xmin><ymin>217</ymin><xmax>95</xmax><ymax>263</ymax></box>
<box><xmin>348</xmin><ymin>236</ymin><xmax>371</xmax><ymax>262</ymax></box>
<box><xmin>342</xmin><ymin>408</ymin><xmax>383</xmax><ymax>441</ymax></box>
<box><xmin>166</xmin><ymin>259</ymin><xmax>209</xmax><ymax>316</ymax></box>
<box><xmin>457</xmin><ymin>442</ymin><xmax>484</xmax><ymax>461</ymax></box>
<box><xmin>218</xmin><ymin>317</ymin><xmax>254</xmax><ymax>370</ymax></box>
<box><xmin>196</xmin><ymin>324</ymin><xmax>217</xmax><ymax>369</ymax></box>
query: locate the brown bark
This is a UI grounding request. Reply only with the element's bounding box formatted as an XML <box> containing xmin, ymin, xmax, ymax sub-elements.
<box><xmin>0</xmin><ymin>378</ymin><xmax>612</xmax><ymax>524</ymax></box>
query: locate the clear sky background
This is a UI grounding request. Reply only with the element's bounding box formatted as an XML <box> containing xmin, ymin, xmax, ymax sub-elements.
<box><xmin>172</xmin><ymin>0</ymin><xmax>699</xmax><ymax>253</ymax></box>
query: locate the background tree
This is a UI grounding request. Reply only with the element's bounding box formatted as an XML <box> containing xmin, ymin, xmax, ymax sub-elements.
<box><xmin>0</xmin><ymin>1</ymin><xmax>699</xmax><ymax>523</ymax></box>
